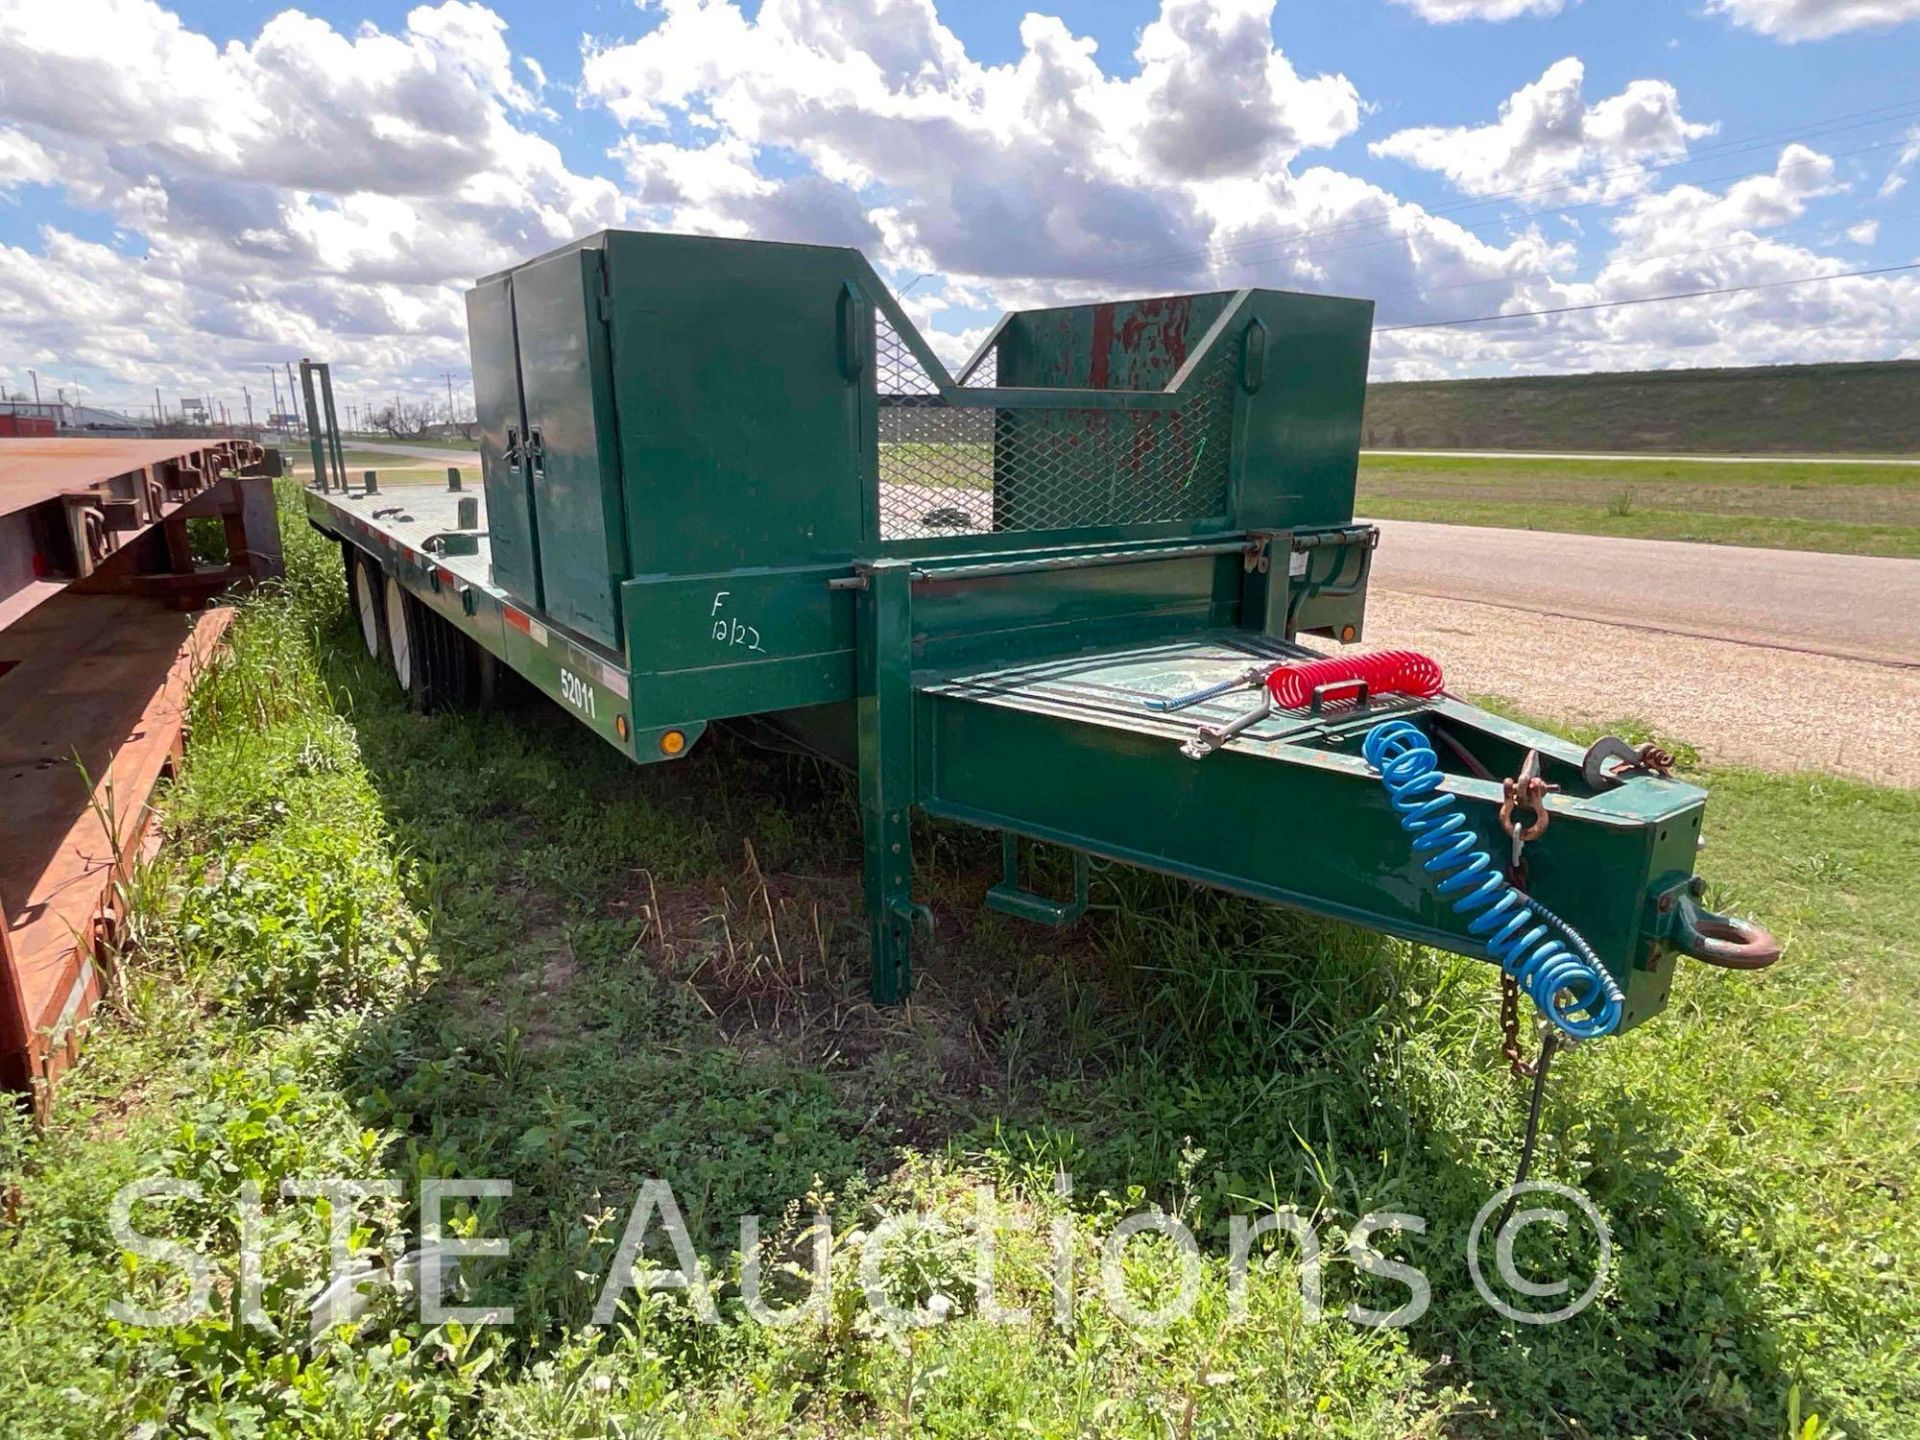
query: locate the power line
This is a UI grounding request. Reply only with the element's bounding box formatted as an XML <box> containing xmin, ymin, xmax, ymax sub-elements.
<box><xmin>1374</xmin><ymin>261</ymin><xmax>1920</xmax><ymax>332</ymax></box>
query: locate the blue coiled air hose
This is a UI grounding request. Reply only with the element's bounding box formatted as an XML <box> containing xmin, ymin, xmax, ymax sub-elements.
<box><xmin>1362</xmin><ymin>719</ymin><xmax>1623</xmax><ymax>1040</ymax></box>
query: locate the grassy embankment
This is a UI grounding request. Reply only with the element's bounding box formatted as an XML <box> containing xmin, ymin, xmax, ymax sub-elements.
<box><xmin>1</xmin><ymin>486</ymin><xmax>1914</xmax><ymax>1436</ymax></box>
<box><xmin>1361</xmin><ymin>360</ymin><xmax>1920</xmax><ymax>456</ymax></box>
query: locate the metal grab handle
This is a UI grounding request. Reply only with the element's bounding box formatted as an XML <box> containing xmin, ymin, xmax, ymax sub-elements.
<box><xmin>1307</xmin><ymin>677</ymin><xmax>1369</xmax><ymax>715</ymax></box>
<box><xmin>838</xmin><ymin>280</ymin><xmax>870</xmax><ymax>380</ymax></box>
<box><xmin>1673</xmin><ymin>894</ymin><xmax>1782</xmax><ymax>970</ymax></box>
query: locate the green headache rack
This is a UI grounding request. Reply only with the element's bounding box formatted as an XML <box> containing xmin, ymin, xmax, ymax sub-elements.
<box><xmin>301</xmin><ymin>228</ymin><xmax>1778</xmax><ymax>1048</ymax></box>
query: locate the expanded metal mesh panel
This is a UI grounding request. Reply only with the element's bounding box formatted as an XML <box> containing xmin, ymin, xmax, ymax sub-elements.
<box><xmin>876</xmin><ymin>314</ymin><xmax>1235</xmax><ymax>543</ymax></box>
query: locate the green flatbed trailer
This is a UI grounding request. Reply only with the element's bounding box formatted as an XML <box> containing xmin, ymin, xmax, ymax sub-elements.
<box><xmin>302</xmin><ymin>230</ymin><xmax>1775</xmax><ymax>1040</ymax></box>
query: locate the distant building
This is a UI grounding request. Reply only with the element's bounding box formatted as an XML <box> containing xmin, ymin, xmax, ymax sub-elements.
<box><xmin>0</xmin><ymin>398</ymin><xmax>146</xmax><ymax>435</ymax></box>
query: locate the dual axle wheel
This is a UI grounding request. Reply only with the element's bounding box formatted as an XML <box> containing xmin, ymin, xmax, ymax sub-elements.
<box><xmin>343</xmin><ymin>543</ymin><xmax>482</xmax><ymax>709</ymax></box>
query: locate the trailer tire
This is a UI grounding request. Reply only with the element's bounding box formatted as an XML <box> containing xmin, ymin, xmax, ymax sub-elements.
<box><xmin>382</xmin><ymin>572</ymin><xmax>480</xmax><ymax>712</ymax></box>
<box><xmin>347</xmin><ymin>546</ymin><xmax>387</xmax><ymax>662</ymax></box>
<box><xmin>383</xmin><ymin>572</ymin><xmax>417</xmax><ymax>697</ymax></box>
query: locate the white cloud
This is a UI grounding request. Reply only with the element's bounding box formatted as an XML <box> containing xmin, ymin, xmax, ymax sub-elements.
<box><xmin>1387</xmin><ymin>0</ymin><xmax>1565</xmax><ymax>20</ymax></box>
<box><xmin>1707</xmin><ymin>0</ymin><xmax>1920</xmax><ymax>40</ymax></box>
<box><xmin>1607</xmin><ymin>144</ymin><xmax>1844</xmax><ymax>247</ymax></box>
<box><xmin>581</xmin><ymin>0</ymin><xmax>1365</xmax><ymax>283</ymax></box>
<box><xmin>0</xmin><ymin>0</ymin><xmax>1912</xmax><ymax>412</ymax></box>
<box><xmin>1371</xmin><ymin>58</ymin><xmax>1715</xmax><ymax>202</ymax></box>
<box><xmin>1881</xmin><ymin>128</ymin><xmax>1920</xmax><ymax>197</ymax></box>
<box><xmin>0</xmin><ymin>127</ymin><xmax>58</xmax><ymax>189</ymax></box>
<box><xmin>1374</xmin><ymin>143</ymin><xmax>1914</xmax><ymax>378</ymax></box>
<box><xmin>0</xmin><ymin>0</ymin><xmax>624</xmax><ymax>411</ymax></box>
<box><xmin>1847</xmin><ymin>220</ymin><xmax>1879</xmax><ymax>243</ymax></box>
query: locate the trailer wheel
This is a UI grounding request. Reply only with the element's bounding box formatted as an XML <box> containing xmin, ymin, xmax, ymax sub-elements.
<box><xmin>384</xmin><ymin>572</ymin><xmax>416</xmax><ymax>695</ymax></box>
<box><xmin>381</xmin><ymin>572</ymin><xmax>480</xmax><ymax>711</ymax></box>
<box><xmin>349</xmin><ymin>549</ymin><xmax>386</xmax><ymax>661</ymax></box>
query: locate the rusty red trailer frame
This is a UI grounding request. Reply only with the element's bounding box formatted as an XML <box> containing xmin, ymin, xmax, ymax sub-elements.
<box><xmin>0</xmin><ymin>436</ymin><xmax>283</xmax><ymax>1110</ymax></box>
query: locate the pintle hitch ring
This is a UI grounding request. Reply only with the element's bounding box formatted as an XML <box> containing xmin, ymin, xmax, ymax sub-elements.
<box><xmin>1672</xmin><ymin>891</ymin><xmax>1781</xmax><ymax>970</ymax></box>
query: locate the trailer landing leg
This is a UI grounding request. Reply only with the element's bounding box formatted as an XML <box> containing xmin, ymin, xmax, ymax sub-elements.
<box><xmin>858</xmin><ymin>560</ymin><xmax>925</xmax><ymax>1003</ymax></box>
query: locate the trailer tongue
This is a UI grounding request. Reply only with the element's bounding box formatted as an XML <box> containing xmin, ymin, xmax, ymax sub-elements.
<box><xmin>302</xmin><ymin>228</ymin><xmax>1776</xmax><ymax>1065</ymax></box>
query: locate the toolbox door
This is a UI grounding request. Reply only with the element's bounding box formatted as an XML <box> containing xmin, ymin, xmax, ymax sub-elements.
<box><xmin>514</xmin><ymin>247</ymin><xmax>627</xmax><ymax>651</ymax></box>
<box><xmin>468</xmin><ymin>277</ymin><xmax>541</xmax><ymax>608</ymax></box>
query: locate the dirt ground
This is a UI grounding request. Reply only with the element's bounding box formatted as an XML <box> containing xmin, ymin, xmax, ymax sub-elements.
<box><xmin>1364</xmin><ymin>588</ymin><xmax>1920</xmax><ymax>788</ymax></box>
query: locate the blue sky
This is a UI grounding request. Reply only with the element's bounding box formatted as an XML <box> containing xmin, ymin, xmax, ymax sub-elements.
<box><xmin>1</xmin><ymin>0</ymin><xmax>1915</xmax><ymax>420</ymax></box>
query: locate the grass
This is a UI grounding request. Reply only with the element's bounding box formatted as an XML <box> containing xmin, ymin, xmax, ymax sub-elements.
<box><xmin>1357</xmin><ymin>452</ymin><xmax>1920</xmax><ymax>557</ymax></box>
<box><xmin>366</xmin><ymin>436</ymin><xmax>481</xmax><ymax>452</ymax></box>
<box><xmin>1</xmin><ymin>484</ymin><xmax>1915</xmax><ymax>1436</ymax></box>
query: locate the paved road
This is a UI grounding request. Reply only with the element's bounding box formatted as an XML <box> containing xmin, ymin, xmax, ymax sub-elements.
<box><xmin>1364</xmin><ymin>448</ymin><xmax>1920</xmax><ymax>466</ymax></box>
<box><xmin>1367</xmin><ymin>519</ymin><xmax>1920</xmax><ymax>667</ymax></box>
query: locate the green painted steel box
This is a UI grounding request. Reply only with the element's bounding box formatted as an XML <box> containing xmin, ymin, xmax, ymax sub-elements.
<box><xmin>468</xmin><ymin>230</ymin><xmax>1375</xmax><ymax>723</ymax></box>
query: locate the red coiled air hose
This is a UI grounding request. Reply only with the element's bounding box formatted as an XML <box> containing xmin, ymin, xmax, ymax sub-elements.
<box><xmin>1265</xmin><ymin>649</ymin><xmax>1445</xmax><ymax>710</ymax></box>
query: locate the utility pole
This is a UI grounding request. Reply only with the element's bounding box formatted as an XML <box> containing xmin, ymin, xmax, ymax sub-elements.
<box><xmin>269</xmin><ymin>366</ymin><xmax>283</xmax><ymax>424</ymax></box>
<box><xmin>154</xmin><ymin>387</ymin><xmax>163</xmax><ymax>425</ymax></box>
<box><xmin>28</xmin><ymin>369</ymin><xmax>39</xmax><ymax>405</ymax></box>
<box><xmin>444</xmin><ymin>370</ymin><xmax>458</xmax><ymax>424</ymax></box>
<box><xmin>244</xmin><ymin>387</ymin><xmax>254</xmax><ymax>430</ymax></box>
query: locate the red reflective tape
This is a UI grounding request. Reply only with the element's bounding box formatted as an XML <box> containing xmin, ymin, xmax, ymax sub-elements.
<box><xmin>503</xmin><ymin>606</ymin><xmax>548</xmax><ymax>644</ymax></box>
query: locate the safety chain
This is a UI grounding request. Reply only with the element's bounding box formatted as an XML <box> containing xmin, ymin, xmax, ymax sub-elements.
<box><xmin>1494</xmin><ymin>747</ymin><xmax>1570</xmax><ymax>1207</ymax></box>
<box><xmin>1497</xmin><ymin>748</ymin><xmax>1552</xmax><ymax>1081</ymax></box>
<box><xmin>1498</xmin><ymin>974</ymin><xmax>1538</xmax><ymax>1081</ymax></box>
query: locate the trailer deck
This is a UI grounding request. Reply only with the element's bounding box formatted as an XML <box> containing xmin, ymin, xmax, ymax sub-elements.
<box><xmin>0</xmin><ymin>597</ymin><xmax>234</xmax><ymax>1097</ymax></box>
<box><xmin>1</xmin><ymin>436</ymin><xmax>282</xmax><ymax>1103</ymax></box>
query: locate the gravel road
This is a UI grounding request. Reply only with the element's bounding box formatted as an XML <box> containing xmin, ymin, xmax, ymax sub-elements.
<box><xmin>1365</xmin><ymin>588</ymin><xmax>1920</xmax><ymax>786</ymax></box>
